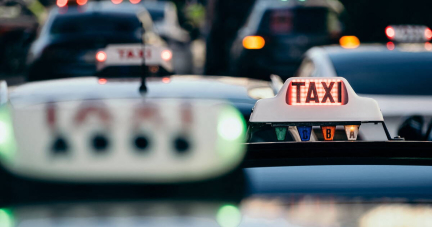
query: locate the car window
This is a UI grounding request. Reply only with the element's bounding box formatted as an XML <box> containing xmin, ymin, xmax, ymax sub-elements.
<box><xmin>147</xmin><ymin>9</ymin><xmax>165</xmax><ymax>22</ymax></box>
<box><xmin>329</xmin><ymin>51</ymin><xmax>432</xmax><ymax>95</ymax></box>
<box><xmin>258</xmin><ymin>7</ymin><xmax>330</xmax><ymax>35</ymax></box>
<box><xmin>50</xmin><ymin>14</ymin><xmax>141</xmax><ymax>35</ymax></box>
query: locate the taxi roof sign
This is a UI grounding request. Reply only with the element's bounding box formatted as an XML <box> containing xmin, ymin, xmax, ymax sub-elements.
<box><xmin>249</xmin><ymin>77</ymin><xmax>383</xmax><ymax>123</ymax></box>
<box><xmin>386</xmin><ymin>25</ymin><xmax>432</xmax><ymax>43</ymax></box>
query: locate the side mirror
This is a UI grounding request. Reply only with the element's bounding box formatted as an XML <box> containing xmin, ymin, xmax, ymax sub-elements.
<box><xmin>397</xmin><ymin>115</ymin><xmax>424</xmax><ymax>140</ymax></box>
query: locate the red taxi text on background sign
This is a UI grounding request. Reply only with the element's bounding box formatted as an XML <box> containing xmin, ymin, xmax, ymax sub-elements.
<box><xmin>117</xmin><ymin>49</ymin><xmax>151</xmax><ymax>59</ymax></box>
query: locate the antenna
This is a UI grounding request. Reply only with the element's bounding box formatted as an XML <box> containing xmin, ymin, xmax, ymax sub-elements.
<box><xmin>140</xmin><ymin>20</ymin><xmax>148</xmax><ymax>92</ymax></box>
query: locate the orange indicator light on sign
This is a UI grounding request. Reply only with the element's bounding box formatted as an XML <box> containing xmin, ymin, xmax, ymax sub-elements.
<box><xmin>321</xmin><ymin>126</ymin><xmax>336</xmax><ymax>141</ymax></box>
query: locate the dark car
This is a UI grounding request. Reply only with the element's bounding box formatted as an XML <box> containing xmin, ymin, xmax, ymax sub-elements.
<box><xmin>25</xmin><ymin>1</ymin><xmax>165</xmax><ymax>81</ymax></box>
<box><xmin>229</xmin><ymin>0</ymin><xmax>343</xmax><ymax>80</ymax></box>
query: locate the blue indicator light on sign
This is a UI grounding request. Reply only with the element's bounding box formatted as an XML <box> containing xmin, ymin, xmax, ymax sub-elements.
<box><xmin>297</xmin><ymin>126</ymin><xmax>312</xmax><ymax>141</ymax></box>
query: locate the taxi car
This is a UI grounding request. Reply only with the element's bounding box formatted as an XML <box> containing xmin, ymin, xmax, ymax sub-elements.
<box><xmin>25</xmin><ymin>1</ymin><xmax>168</xmax><ymax>81</ymax></box>
<box><xmin>241</xmin><ymin>76</ymin><xmax>432</xmax><ymax>226</ymax></box>
<box><xmin>95</xmin><ymin>43</ymin><xmax>174</xmax><ymax>77</ymax></box>
<box><xmin>2</xmin><ymin>77</ymin><xmax>432</xmax><ymax>227</ymax></box>
<box><xmin>229</xmin><ymin>0</ymin><xmax>343</xmax><ymax>80</ymax></box>
<box><xmin>294</xmin><ymin>26</ymin><xmax>432</xmax><ymax>140</ymax></box>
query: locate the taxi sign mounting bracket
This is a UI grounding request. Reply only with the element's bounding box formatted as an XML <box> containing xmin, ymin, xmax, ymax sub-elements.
<box><xmin>247</xmin><ymin>121</ymin><xmax>401</xmax><ymax>141</ymax></box>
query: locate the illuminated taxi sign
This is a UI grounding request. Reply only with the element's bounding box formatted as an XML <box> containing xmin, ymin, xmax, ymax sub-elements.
<box><xmin>250</xmin><ymin>77</ymin><xmax>383</xmax><ymax>123</ymax></box>
<box><xmin>2</xmin><ymin>98</ymin><xmax>246</xmax><ymax>183</ymax></box>
<box><xmin>248</xmin><ymin>77</ymin><xmax>392</xmax><ymax>141</ymax></box>
<box><xmin>96</xmin><ymin>44</ymin><xmax>173</xmax><ymax>73</ymax></box>
<box><xmin>287</xmin><ymin>79</ymin><xmax>348</xmax><ymax>105</ymax></box>
<box><xmin>386</xmin><ymin>25</ymin><xmax>432</xmax><ymax>43</ymax></box>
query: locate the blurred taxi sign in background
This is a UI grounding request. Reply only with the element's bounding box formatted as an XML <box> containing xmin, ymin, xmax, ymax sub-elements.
<box><xmin>0</xmin><ymin>93</ymin><xmax>246</xmax><ymax>183</ymax></box>
<box><xmin>248</xmin><ymin>77</ymin><xmax>397</xmax><ymax>142</ymax></box>
<box><xmin>96</xmin><ymin>44</ymin><xmax>173</xmax><ymax>77</ymax></box>
<box><xmin>385</xmin><ymin>25</ymin><xmax>432</xmax><ymax>43</ymax></box>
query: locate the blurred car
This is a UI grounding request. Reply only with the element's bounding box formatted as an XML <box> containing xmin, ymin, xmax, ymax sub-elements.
<box><xmin>10</xmin><ymin>75</ymin><xmax>274</xmax><ymax>123</ymax></box>
<box><xmin>142</xmin><ymin>1</ymin><xmax>193</xmax><ymax>74</ymax></box>
<box><xmin>25</xmin><ymin>1</ymin><xmax>166</xmax><ymax>81</ymax></box>
<box><xmin>142</xmin><ymin>1</ymin><xmax>190</xmax><ymax>43</ymax></box>
<box><xmin>4</xmin><ymin>76</ymin><xmax>432</xmax><ymax>227</ymax></box>
<box><xmin>95</xmin><ymin>43</ymin><xmax>174</xmax><ymax>77</ymax></box>
<box><xmin>295</xmin><ymin>42</ymin><xmax>432</xmax><ymax>140</ymax></box>
<box><xmin>229</xmin><ymin>0</ymin><xmax>343</xmax><ymax>80</ymax></box>
<box><xmin>0</xmin><ymin>0</ymin><xmax>41</xmax><ymax>75</ymax></box>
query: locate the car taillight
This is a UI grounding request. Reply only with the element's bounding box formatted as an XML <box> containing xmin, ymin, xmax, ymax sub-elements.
<box><xmin>242</xmin><ymin>36</ymin><xmax>265</xmax><ymax>49</ymax></box>
<box><xmin>161</xmin><ymin>50</ymin><xmax>172</xmax><ymax>61</ymax></box>
<box><xmin>425</xmin><ymin>28</ymin><xmax>432</xmax><ymax>41</ymax></box>
<box><xmin>77</xmin><ymin>0</ymin><xmax>87</xmax><ymax>5</ymax></box>
<box><xmin>96</xmin><ymin>51</ymin><xmax>107</xmax><ymax>62</ymax></box>
<box><xmin>385</xmin><ymin>26</ymin><xmax>395</xmax><ymax>40</ymax></box>
<box><xmin>57</xmin><ymin>0</ymin><xmax>68</xmax><ymax>7</ymax></box>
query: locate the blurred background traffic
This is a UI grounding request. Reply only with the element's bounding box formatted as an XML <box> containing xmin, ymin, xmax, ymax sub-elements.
<box><xmin>2</xmin><ymin>0</ymin><xmax>432</xmax><ymax>79</ymax></box>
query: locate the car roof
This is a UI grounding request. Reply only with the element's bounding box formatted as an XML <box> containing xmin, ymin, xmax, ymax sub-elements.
<box><xmin>255</xmin><ymin>0</ymin><xmax>343</xmax><ymax>12</ymax></box>
<box><xmin>317</xmin><ymin>43</ymin><xmax>432</xmax><ymax>56</ymax></box>
<box><xmin>9</xmin><ymin>76</ymin><xmax>271</xmax><ymax>107</ymax></box>
<box><xmin>246</xmin><ymin>165</ymin><xmax>432</xmax><ymax>198</ymax></box>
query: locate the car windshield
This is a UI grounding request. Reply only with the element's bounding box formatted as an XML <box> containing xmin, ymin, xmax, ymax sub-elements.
<box><xmin>50</xmin><ymin>14</ymin><xmax>141</xmax><ymax>35</ymax></box>
<box><xmin>147</xmin><ymin>9</ymin><xmax>165</xmax><ymax>22</ymax></box>
<box><xmin>259</xmin><ymin>7</ymin><xmax>329</xmax><ymax>35</ymax></box>
<box><xmin>329</xmin><ymin>51</ymin><xmax>432</xmax><ymax>95</ymax></box>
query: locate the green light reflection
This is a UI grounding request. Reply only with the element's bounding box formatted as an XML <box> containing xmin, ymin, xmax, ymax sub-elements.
<box><xmin>0</xmin><ymin>105</ymin><xmax>17</xmax><ymax>164</ymax></box>
<box><xmin>217</xmin><ymin>204</ymin><xmax>241</xmax><ymax>227</ymax></box>
<box><xmin>216</xmin><ymin>105</ymin><xmax>246</xmax><ymax>160</ymax></box>
<box><xmin>0</xmin><ymin>208</ymin><xmax>14</xmax><ymax>227</ymax></box>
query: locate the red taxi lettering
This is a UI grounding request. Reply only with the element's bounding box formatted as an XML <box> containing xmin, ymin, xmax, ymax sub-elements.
<box><xmin>287</xmin><ymin>79</ymin><xmax>348</xmax><ymax>105</ymax></box>
<box><xmin>117</xmin><ymin>49</ymin><xmax>151</xmax><ymax>59</ymax></box>
<box><xmin>74</xmin><ymin>102</ymin><xmax>111</xmax><ymax>126</ymax></box>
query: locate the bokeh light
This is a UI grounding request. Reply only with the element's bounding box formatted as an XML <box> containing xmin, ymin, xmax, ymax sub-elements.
<box><xmin>425</xmin><ymin>42</ymin><xmax>432</xmax><ymax>51</ymax></box>
<box><xmin>218</xmin><ymin>109</ymin><xmax>244</xmax><ymax>141</ymax></box>
<box><xmin>130</xmin><ymin>0</ymin><xmax>141</xmax><ymax>4</ymax></box>
<box><xmin>111</xmin><ymin>0</ymin><xmax>123</xmax><ymax>4</ymax></box>
<box><xmin>161</xmin><ymin>50</ymin><xmax>173</xmax><ymax>61</ymax></box>
<box><xmin>98</xmin><ymin>78</ymin><xmax>107</xmax><ymax>85</ymax></box>
<box><xmin>96</xmin><ymin>51</ymin><xmax>107</xmax><ymax>62</ymax></box>
<box><xmin>217</xmin><ymin>205</ymin><xmax>241</xmax><ymax>227</ymax></box>
<box><xmin>56</xmin><ymin>0</ymin><xmax>68</xmax><ymax>7</ymax></box>
<box><xmin>387</xmin><ymin>42</ymin><xmax>395</xmax><ymax>50</ymax></box>
<box><xmin>77</xmin><ymin>0</ymin><xmax>87</xmax><ymax>5</ymax></box>
<box><xmin>339</xmin><ymin>36</ymin><xmax>360</xmax><ymax>49</ymax></box>
<box><xmin>0</xmin><ymin>209</ymin><xmax>14</xmax><ymax>227</ymax></box>
<box><xmin>162</xmin><ymin>77</ymin><xmax>170</xmax><ymax>83</ymax></box>
<box><xmin>0</xmin><ymin>106</ymin><xmax>17</xmax><ymax>164</ymax></box>
<box><xmin>242</xmin><ymin>36</ymin><xmax>265</xmax><ymax>49</ymax></box>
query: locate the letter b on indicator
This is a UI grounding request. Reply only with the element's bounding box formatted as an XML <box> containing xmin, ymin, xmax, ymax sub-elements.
<box><xmin>320</xmin><ymin>126</ymin><xmax>336</xmax><ymax>141</ymax></box>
